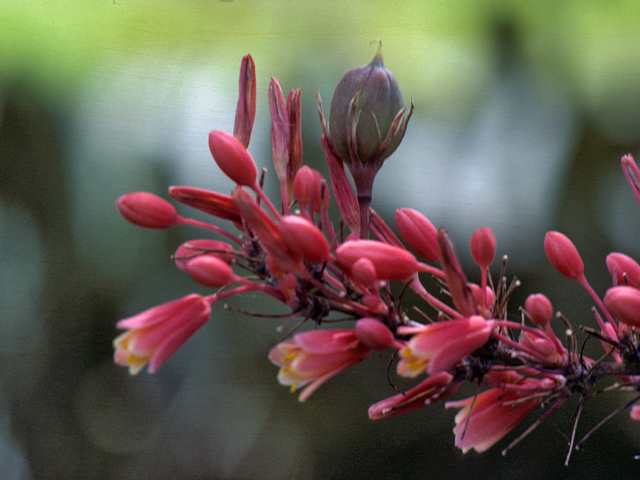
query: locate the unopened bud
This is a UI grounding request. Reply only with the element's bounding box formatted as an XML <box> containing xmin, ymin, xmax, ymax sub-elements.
<box><xmin>116</xmin><ymin>192</ymin><xmax>178</xmax><ymax>229</ymax></box>
<box><xmin>208</xmin><ymin>130</ymin><xmax>258</xmax><ymax>186</ymax></box>
<box><xmin>168</xmin><ymin>186</ymin><xmax>241</xmax><ymax>223</ymax></box>
<box><xmin>184</xmin><ymin>255</ymin><xmax>236</xmax><ymax>288</ymax></box>
<box><xmin>293</xmin><ymin>166</ymin><xmax>316</xmax><ymax>208</ymax></box>
<box><xmin>336</xmin><ymin>239</ymin><xmax>424</xmax><ymax>281</ymax></box>
<box><xmin>395</xmin><ymin>208</ymin><xmax>439</xmax><ymax>262</ymax></box>
<box><xmin>174</xmin><ymin>239</ymin><xmax>235</xmax><ymax>271</ymax></box>
<box><xmin>606</xmin><ymin>252</ymin><xmax>640</xmax><ymax>288</ymax></box>
<box><xmin>280</xmin><ymin>215</ymin><xmax>331</xmax><ymax>263</ymax></box>
<box><xmin>604</xmin><ymin>285</ymin><xmax>640</xmax><ymax>328</ymax></box>
<box><xmin>355</xmin><ymin>318</ymin><xmax>397</xmax><ymax>350</ymax></box>
<box><xmin>544</xmin><ymin>231</ymin><xmax>584</xmax><ymax>280</ymax></box>
<box><xmin>470</xmin><ymin>226</ymin><xmax>496</xmax><ymax>269</ymax></box>
<box><xmin>328</xmin><ymin>47</ymin><xmax>410</xmax><ymax>167</ymax></box>
<box><xmin>524</xmin><ymin>293</ymin><xmax>553</xmax><ymax>327</ymax></box>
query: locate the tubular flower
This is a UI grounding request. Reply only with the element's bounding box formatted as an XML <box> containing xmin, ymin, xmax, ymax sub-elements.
<box><xmin>445</xmin><ymin>377</ymin><xmax>548</xmax><ymax>453</ymax></box>
<box><xmin>397</xmin><ymin>316</ymin><xmax>496</xmax><ymax>376</ymax></box>
<box><xmin>112</xmin><ymin>50</ymin><xmax>640</xmax><ymax>463</ymax></box>
<box><xmin>113</xmin><ymin>294</ymin><xmax>211</xmax><ymax>374</ymax></box>
<box><xmin>268</xmin><ymin>329</ymin><xmax>371</xmax><ymax>402</ymax></box>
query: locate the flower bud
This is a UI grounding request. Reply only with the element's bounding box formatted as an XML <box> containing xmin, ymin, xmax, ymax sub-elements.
<box><xmin>336</xmin><ymin>239</ymin><xmax>424</xmax><ymax>281</ymax></box>
<box><xmin>395</xmin><ymin>208</ymin><xmax>439</xmax><ymax>262</ymax></box>
<box><xmin>183</xmin><ymin>255</ymin><xmax>236</xmax><ymax>288</ymax></box>
<box><xmin>174</xmin><ymin>239</ymin><xmax>235</xmax><ymax>271</ymax></box>
<box><xmin>470</xmin><ymin>226</ymin><xmax>496</xmax><ymax>269</ymax></box>
<box><xmin>116</xmin><ymin>192</ymin><xmax>178</xmax><ymax>229</ymax></box>
<box><xmin>524</xmin><ymin>293</ymin><xmax>553</xmax><ymax>327</ymax></box>
<box><xmin>293</xmin><ymin>166</ymin><xmax>316</xmax><ymax>209</ymax></box>
<box><xmin>355</xmin><ymin>318</ymin><xmax>397</xmax><ymax>350</ymax></box>
<box><xmin>328</xmin><ymin>48</ymin><xmax>410</xmax><ymax>167</ymax></box>
<box><xmin>168</xmin><ymin>186</ymin><xmax>241</xmax><ymax>223</ymax></box>
<box><xmin>544</xmin><ymin>231</ymin><xmax>584</xmax><ymax>280</ymax></box>
<box><xmin>606</xmin><ymin>252</ymin><xmax>640</xmax><ymax>288</ymax></box>
<box><xmin>208</xmin><ymin>130</ymin><xmax>258</xmax><ymax>186</ymax></box>
<box><xmin>603</xmin><ymin>285</ymin><xmax>640</xmax><ymax>328</ymax></box>
<box><xmin>279</xmin><ymin>215</ymin><xmax>331</xmax><ymax>263</ymax></box>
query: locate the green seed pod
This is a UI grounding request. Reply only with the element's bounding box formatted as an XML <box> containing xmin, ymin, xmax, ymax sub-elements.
<box><xmin>328</xmin><ymin>49</ymin><xmax>410</xmax><ymax>167</ymax></box>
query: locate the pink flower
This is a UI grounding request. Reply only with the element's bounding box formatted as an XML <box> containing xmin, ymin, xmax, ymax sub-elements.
<box><xmin>397</xmin><ymin>316</ymin><xmax>496</xmax><ymax>376</ymax></box>
<box><xmin>368</xmin><ymin>371</ymin><xmax>459</xmax><ymax>420</ymax></box>
<box><xmin>114</xmin><ymin>294</ymin><xmax>211</xmax><ymax>374</ymax></box>
<box><xmin>268</xmin><ymin>329</ymin><xmax>371</xmax><ymax>402</ymax></box>
<box><xmin>445</xmin><ymin>377</ymin><xmax>545</xmax><ymax>453</ymax></box>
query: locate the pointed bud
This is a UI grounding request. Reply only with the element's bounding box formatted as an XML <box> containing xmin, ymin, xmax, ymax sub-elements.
<box><xmin>208</xmin><ymin>130</ymin><xmax>258</xmax><ymax>187</ymax></box>
<box><xmin>116</xmin><ymin>192</ymin><xmax>178</xmax><ymax>229</ymax></box>
<box><xmin>438</xmin><ymin>229</ymin><xmax>476</xmax><ymax>317</ymax></box>
<box><xmin>606</xmin><ymin>252</ymin><xmax>640</xmax><ymax>288</ymax></box>
<box><xmin>470</xmin><ymin>226</ymin><xmax>496</xmax><ymax>269</ymax></box>
<box><xmin>168</xmin><ymin>186</ymin><xmax>241</xmax><ymax>223</ymax></box>
<box><xmin>621</xmin><ymin>153</ymin><xmax>640</xmax><ymax>208</ymax></box>
<box><xmin>269</xmin><ymin>78</ymin><xmax>290</xmax><ymax>182</ymax></box>
<box><xmin>355</xmin><ymin>318</ymin><xmax>398</xmax><ymax>350</ymax></box>
<box><xmin>279</xmin><ymin>215</ymin><xmax>331</xmax><ymax>263</ymax></box>
<box><xmin>183</xmin><ymin>255</ymin><xmax>236</xmax><ymax>288</ymax></box>
<box><xmin>174</xmin><ymin>239</ymin><xmax>235</xmax><ymax>271</ymax></box>
<box><xmin>336</xmin><ymin>239</ymin><xmax>424</xmax><ymax>281</ymax></box>
<box><xmin>604</xmin><ymin>285</ymin><xmax>640</xmax><ymax>328</ymax></box>
<box><xmin>321</xmin><ymin>135</ymin><xmax>359</xmax><ymax>231</ymax></box>
<box><xmin>544</xmin><ymin>231</ymin><xmax>584</xmax><ymax>280</ymax></box>
<box><xmin>286</xmin><ymin>88</ymin><xmax>303</xmax><ymax>200</ymax></box>
<box><xmin>525</xmin><ymin>293</ymin><xmax>553</xmax><ymax>327</ymax></box>
<box><xmin>233</xmin><ymin>54</ymin><xmax>256</xmax><ymax>148</ymax></box>
<box><xmin>395</xmin><ymin>208</ymin><xmax>439</xmax><ymax>262</ymax></box>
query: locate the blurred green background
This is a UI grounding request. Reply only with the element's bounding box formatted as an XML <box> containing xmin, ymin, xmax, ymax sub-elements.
<box><xmin>2</xmin><ymin>1</ymin><xmax>640</xmax><ymax>478</ymax></box>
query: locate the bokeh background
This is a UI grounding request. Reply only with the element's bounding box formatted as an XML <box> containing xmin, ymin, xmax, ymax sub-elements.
<box><xmin>2</xmin><ymin>1</ymin><xmax>640</xmax><ymax>478</ymax></box>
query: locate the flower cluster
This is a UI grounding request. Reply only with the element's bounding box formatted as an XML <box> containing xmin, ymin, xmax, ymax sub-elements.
<box><xmin>114</xmin><ymin>51</ymin><xmax>640</xmax><ymax>463</ymax></box>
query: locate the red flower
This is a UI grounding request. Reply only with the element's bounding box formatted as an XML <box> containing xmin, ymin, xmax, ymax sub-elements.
<box><xmin>114</xmin><ymin>294</ymin><xmax>211</xmax><ymax>374</ymax></box>
<box><xmin>268</xmin><ymin>329</ymin><xmax>370</xmax><ymax>402</ymax></box>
